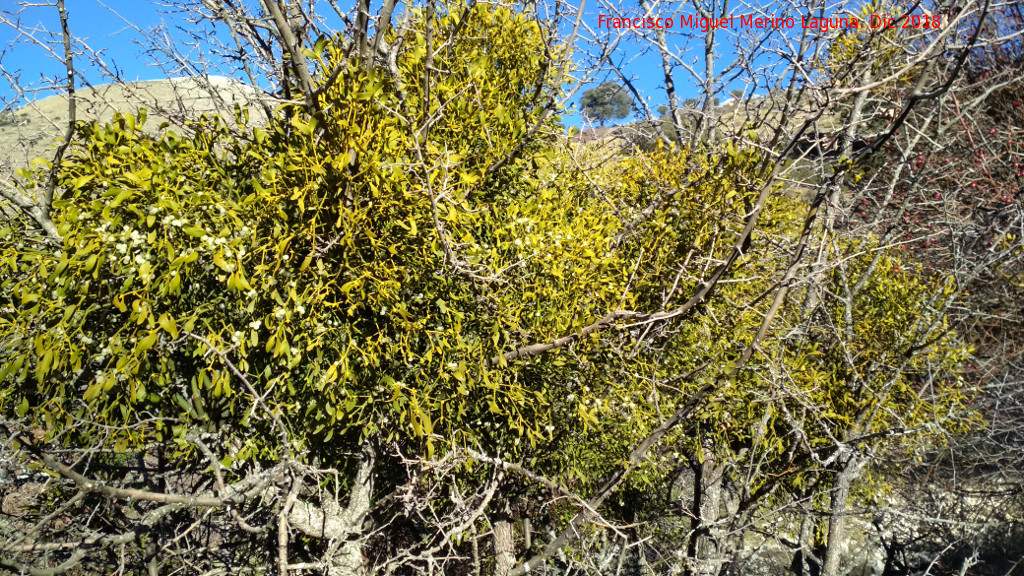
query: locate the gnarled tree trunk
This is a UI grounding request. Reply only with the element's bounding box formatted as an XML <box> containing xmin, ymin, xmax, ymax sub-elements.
<box><xmin>287</xmin><ymin>447</ymin><xmax>375</xmax><ymax>576</ymax></box>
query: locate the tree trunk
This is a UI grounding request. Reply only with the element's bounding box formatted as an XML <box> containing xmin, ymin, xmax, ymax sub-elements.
<box><xmin>696</xmin><ymin>0</ymin><xmax>726</xmax><ymax>148</ymax></box>
<box><xmin>494</xmin><ymin>520</ymin><xmax>516</xmax><ymax>576</ymax></box>
<box><xmin>639</xmin><ymin>0</ymin><xmax>685</xmax><ymax>142</ymax></box>
<box><xmin>822</xmin><ymin>457</ymin><xmax>861</xmax><ymax>576</ymax></box>
<box><xmin>330</xmin><ymin>541</ymin><xmax>368</xmax><ymax>576</ymax></box>
<box><xmin>689</xmin><ymin>451</ymin><xmax>725</xmax><ymax>576</ymax></box>
<box><xmin>791</xmin><ymin>507</ymin><xmax>821</xmax><ymax>576</ymax></box>
<box><xmin>287</xmin><ymin>447</ymin><xmax>375</xmax><ymax>576</ymax></box>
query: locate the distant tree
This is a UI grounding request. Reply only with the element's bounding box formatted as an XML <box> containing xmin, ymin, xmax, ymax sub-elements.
<box><xmin>580</xmin><ymin>81</ymin><xmax>632</xmax><ymax>126</ymax></box>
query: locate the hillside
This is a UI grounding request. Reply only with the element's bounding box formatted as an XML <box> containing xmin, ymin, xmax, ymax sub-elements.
<box><xmin>0</xmin><ymin>76</ymin><xmax>265</xmax><ymax>179</ymax></box>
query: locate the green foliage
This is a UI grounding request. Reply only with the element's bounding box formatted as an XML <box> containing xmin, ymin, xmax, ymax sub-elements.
<box><xmin>0</xmin><ymin>4</ymin><xmax>575</xmax><ymax>461</ymax></box>
<box><xmin>0</xmin><ymin>1</ymin><xmax>975</xmax><ymax>538</ymax></box>
<box><xmin>823</xmin><ymin>0</ymin><xmax>918</xmax><ymax>83</ymax></box>
<box><xmin>580</xmin><ymin>81</ymin><xmax>632</xmax><ymax>126</ymax></box>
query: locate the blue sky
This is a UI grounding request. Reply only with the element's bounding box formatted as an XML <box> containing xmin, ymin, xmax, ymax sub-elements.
<box><xmin>0</xmin><ymin>1</ymin><xmax>170</xmax><ymax>95</ymax></box>
<box><xmin>0</xmin><ymin>0</ymin><xmax>810</xmax><ymax>125</ymax></box>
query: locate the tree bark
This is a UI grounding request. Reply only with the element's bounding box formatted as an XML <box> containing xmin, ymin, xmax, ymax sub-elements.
<box><xmin>689</xmin><ymin>450</ymin><xmax>725</xmax><ymax>576</ymax></box>
<box><xmin>821</xmin><ymin>456</ymin><xmax>861</xmax><ymax>576</ymax></box>
<box><xmin>287</xmin><ymin>448</ymin><xmax>375</xmax><ymax>576</ymax></box>
<box><xmin>493</xmin><ymin>520</ymin><xmax>516</xmax><ymax>576</ymax></box>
